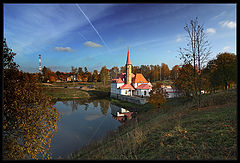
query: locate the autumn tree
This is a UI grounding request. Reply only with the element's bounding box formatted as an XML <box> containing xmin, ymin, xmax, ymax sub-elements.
<box><xmin>120</xmin><ymin>65</ymin><xmax>126</xmax><ymax>74</ymax></box>
<box><xmin>100</xmin><ymin>66</ymin><xmax>109</xmax><ymax>87</ymax></box>
<box><xmin>140</xmin><ymin>65</ymin><xmax>151</xmax><ymax>81</ymax></box>
<box><xmin>174</xmin><ymin>64</ymin><xmax>196</xmax><ymax>97</ymax></box>
<box><xmin>109</xmin><ymin>66</ymin><xmax>119</xmax><ymax>79</ymax></box>
<box><xmin>56</xmin><ymin>71</ymin><xmax>61</xmax><ymax>79</ymax></box>
<box><xmin>92</xmin><ymin>70</ymin><xmax>99</xmax><ymax>82</ymax></box>
<box><xmin>179</xmin><ymin>17</ymin><xmax>211</xmax><ymax>107</ymax></box>
<box><xmin>86</xmin><ymin>72</ymin><xmax>93</xmax><ymax>82</ymax></box>
<box><xmin>170</xmin><ymin>65</ymin><xmax>180</xmax><ymax>80</ymax></box>
<box><xmin>77</xmin><ymin>67</ymin><xmax>84</xmax><ymax>78</ymax></box>
<box><xmin>132</xmin><ymin>65</ymin><xmax>141</xmax><ymax>74</ymax></box>
<box><xmin>42</xmin><ymin>66</ymin><xmax>52</xmax><ymax>82</ymax></box>
<box><xmin>148</xmin><ymin>82</ymin><xmax>167</xmax><ymax>109</ymax></box>
<box><xmin>84</xmin><ymin>67</ymin><xmax>88</xmax><ymax>74</ymax></box>
<box><xmin>71</xmin><ymin>66</ymin><xmax>77</xmax><ymax>74</ymax></box>
<box><xmin>205</xmin><ymin>52</ymin><xmax>237</xmax><ymax>91</ymax></box>
<box><xmin>3</xmin><ymin>39</ymin><xmax>60</xmax><ymax>160</ymax></box>
<box><xmin>161</xmin><ymin>63</ymin><xmax>170</xmax><ymax>80</ymax></box>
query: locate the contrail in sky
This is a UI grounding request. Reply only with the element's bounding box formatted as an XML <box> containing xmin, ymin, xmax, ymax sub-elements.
<box><xmin>75</xmin><ymin>4</ymin><xmax>111</xmax><ymax>51</ymax></box>
<box><xmin>78</xmin><ymin>32</ymin><xmax>88</xmax><ymax>41</ymax></box>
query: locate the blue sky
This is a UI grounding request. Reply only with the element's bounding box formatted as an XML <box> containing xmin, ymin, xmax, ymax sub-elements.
<box><xmin>4</xmin><ymin>3</ymin><xmax>236</xmax><ymax>73</ymax></box>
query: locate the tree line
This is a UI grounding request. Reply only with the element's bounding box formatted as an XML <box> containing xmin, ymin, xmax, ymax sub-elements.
<box><xmin>40</xmin><ymin>63</ymin><xmax>180</xmax><ymax>84</ymax></box>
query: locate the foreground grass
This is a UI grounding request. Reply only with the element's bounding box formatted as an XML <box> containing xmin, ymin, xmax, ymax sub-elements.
<box><xmin>69</xmin><ymin>89</ymin><xmax>237</xmax><ymax>160</ymax></box>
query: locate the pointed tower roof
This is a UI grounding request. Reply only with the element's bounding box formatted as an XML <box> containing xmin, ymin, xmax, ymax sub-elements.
<box><xmin>126</xmin><ymin>49</ymin><xmax>131</xmax><ymax>65</ymax></box>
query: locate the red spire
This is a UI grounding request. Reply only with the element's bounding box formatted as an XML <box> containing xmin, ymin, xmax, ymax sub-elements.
<box><xmin>126</xmin><ymin>49</ymin><xmax>131</xmax><ymax>65</ymax></box>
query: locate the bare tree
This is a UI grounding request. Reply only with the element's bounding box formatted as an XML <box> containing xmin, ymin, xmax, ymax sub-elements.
<box><xmin>179</xmin><ymin>17</ymin><xmax>211</xmax><ymax>107</ymax></box>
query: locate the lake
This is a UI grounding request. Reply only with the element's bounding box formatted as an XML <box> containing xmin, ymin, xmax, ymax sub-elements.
<box><xmin>49</xmin><ymin>99</ymin><xmax>134</xmax><ymax>159</ymax></box>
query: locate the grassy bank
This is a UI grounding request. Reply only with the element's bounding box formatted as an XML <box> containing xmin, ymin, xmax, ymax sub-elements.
<box><xmin>42</xmin><ymin>82</ymin><xmax>110</xmax><ymax>101</ymax></box>
<box><xmin>68</xmin><ymin>89</ymin><xmax>237</xmax><ymax>160</ymax></box>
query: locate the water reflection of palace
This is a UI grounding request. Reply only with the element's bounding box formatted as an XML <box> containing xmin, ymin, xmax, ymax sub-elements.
<box><xmin>110</xmin><ymin>103</ymin><xmax>135</xmax><ymax>124</ymax></box>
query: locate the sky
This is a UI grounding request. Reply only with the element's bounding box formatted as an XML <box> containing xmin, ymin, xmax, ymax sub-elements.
<box><xmin>4</xmin><ymin>3</ymin><xmax>236</xmax><ymax>73</ymax></box>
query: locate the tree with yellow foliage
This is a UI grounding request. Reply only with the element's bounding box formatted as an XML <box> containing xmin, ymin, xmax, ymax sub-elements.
<box><xmin>148</xmin><ymin>82</ymin><xmax>167</xmax><ymax>109</ymax></box>
<box><xmin>3</xmin><ymin>39</ymin><xmax>60</xmax><ymax>160</ymax></box>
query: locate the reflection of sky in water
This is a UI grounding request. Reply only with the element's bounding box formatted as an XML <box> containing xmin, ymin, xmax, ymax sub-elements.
<box><xmin>49</xmin><ymin>100</ymin><xmax>122</xmax><ymax>159</ymax></box>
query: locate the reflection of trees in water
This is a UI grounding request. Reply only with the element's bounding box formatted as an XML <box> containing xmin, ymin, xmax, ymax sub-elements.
<box><xmin>99</xmin><ymin>100</ymin><xmax>110</xmax><ymax>115</ymax></box>
<box><xmin>77</xmin><ymin>98</ymin><xmax>89</xmax><ymax>111</ymax></box>
<box><xmin>3</xmin><ymin>102</ymin><xmax>60</xmax><ymax>160</ymax></box>
<box><xmin>84</xmin><ymin>103</ymin><xmax>89</xmax><ymax>111</ymax></box>
<box><xmin>92</xmin><ymin>100</ymin><xmax>99</xmax><ymax>108</ymax></box>
<box><xmin>61</xmin><ymin>99</ymin><xmax>93</xmax><ymax>112</ymax></box>
<box><xmin>71</xmin><ymin>100</ymin><xmax>78</xmax><ymax>112</ymax></box>
<box><xmin>3</xmin><ymin>82</ymin><xmax>60</xmax><ymax>159</ymax></box>
<box><xmin>62</xmin><ymin>101</ymin><xmax>69</xmax><ymax>106</ymax></box>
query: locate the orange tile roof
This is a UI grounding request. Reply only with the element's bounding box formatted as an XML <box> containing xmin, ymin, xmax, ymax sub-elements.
<box><xmin>112</xmin><ymin>78</ymin><xmax>124</xmax><ymax>83</ymax></box>
<box><xmin>119</xmin><ymin>83</ymin><xmax>135</xmax><ymax>90</ymax></box>
<box><xmin>133</xmin><ymin>73</ymin><xmax>148</xmax><ymax>83</ymax></box>
<box><xmin>119</xmin><ymin>73</ymin><xmax>135</xmax><ymax>82</ymax></box>
<box><xmin>136</xmin><ymin>84</ymin><xmax>152</xmax><ymax>90</ymax></box>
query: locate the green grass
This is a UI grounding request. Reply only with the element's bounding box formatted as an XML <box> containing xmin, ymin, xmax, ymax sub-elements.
<box><xmin>68</xmin><ymin>89</ymin><xmax>237</xmax><ymax>160</ymax></box>
<box><xmin>43</xmin><ymin>87</ymin><xmax>89</xmax><ymax>101</ymax></box>
<box><xmin>42</xmin><ymin>81</ymin><xmax>110</xmax><ymax>101</ymax></box>
<box><xmin>151</xmin><ymin>80</ymin><xmax>174</xmax><ymax>86</ymax></box>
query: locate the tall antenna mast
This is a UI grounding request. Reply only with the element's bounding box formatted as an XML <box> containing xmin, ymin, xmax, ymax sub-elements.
<box><xmin>39</xmin><ymin>54</ymin><xmax>42</xmax><ymax>73</ymax></box>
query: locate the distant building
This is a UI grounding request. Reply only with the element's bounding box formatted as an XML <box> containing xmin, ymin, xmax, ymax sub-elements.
<box><xmin>161</xmin><ymin>85</ymin><xmax>179</xmax><ymax>98</ymax></box>
<box><xmin>111</xmin><ymin>49</ymin><xmax>152</xmax><ymax>97</ymax></box>
<box><xmin>67</xmin><ymin>77</ymin><xmax>71</xmax><ymax>82</ymax></box>
<box><xmin>56</xmin><ymin>79</ymin><xmax>62</xmax><ymax>82</ymax></box>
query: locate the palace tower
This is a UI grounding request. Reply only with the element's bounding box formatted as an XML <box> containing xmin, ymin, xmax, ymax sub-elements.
<box><xmin>126</xmin><ymin>49</ymin><xmax>132</xmax><ymax>84</ymax></box>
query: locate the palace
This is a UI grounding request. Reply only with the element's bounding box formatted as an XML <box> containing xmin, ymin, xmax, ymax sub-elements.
<box><xmin>110</xmin><ymin>49</ymin><xmax>152</xmax><ymax>98</ymax></box>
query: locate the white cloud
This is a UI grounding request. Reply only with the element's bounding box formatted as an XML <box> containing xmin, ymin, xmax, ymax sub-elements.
<box><xmin>206</xmin><ymin>28</ymin><xmax>216</xmax><ymax>35</ymax></box>
<box><xmin>223</xmin><ymin>46</ymin><xmax>231</xmax><ymax>51</ymax></box>
<box><xmin>220</xmin><ymin>21</ymin><xmax>236</xmax><ymax>29</ymax></box>
<box><xmin>54</xmin><ymin>46</ymin><xmax>74</xmax><ymax>52</ymax></box>
<box><xmin>176</xmin><ymin>35</ymin><xmax>182</xmax><ymax>42</ymax></box>
<box><xmin>84</xmin><ymin>41</ymin><xmax>103</xmax><ymax>48</ymax></box>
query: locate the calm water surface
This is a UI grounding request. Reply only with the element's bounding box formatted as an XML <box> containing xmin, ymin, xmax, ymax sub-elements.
<box><xmin>49</xmin><ymin>99</ymin><xmax>131</xmax><ymax>159</ymax></box>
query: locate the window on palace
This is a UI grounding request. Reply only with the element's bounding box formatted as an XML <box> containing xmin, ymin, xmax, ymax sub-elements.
<box><xmin>144</xmin><ymin>91</ymin><xmax>146</xmax><ymax>95</ymax></box>
<box><xmin>125</xmin><ymin>90</ymin><xmax>127</xmax><ymax>94</ymax></box>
